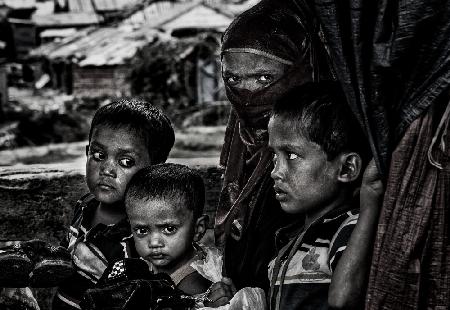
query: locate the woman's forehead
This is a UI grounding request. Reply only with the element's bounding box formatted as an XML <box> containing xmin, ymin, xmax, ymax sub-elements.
<box><xmin>222</xmin><ymin>48</ymin><xmax>293</xmax><ymax>65</ymax></box>
<box><xmin>222</xmin><ymin>52</ymin><xmax>290</xmax><ymax>74</ymax></box>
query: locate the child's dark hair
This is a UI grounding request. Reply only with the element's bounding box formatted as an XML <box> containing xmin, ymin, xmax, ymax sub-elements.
<box><xmin>272</xmin><ymin>82</ymin><xmax>368</xmax><ymax>161</ymax></box>
<box><xmin>125</xmin><ymin>163</ymin><xmax>205</xmax><ymax>220</ymax></box>
<box><xmin>88</xmin><ymin>99</ymin><xmax>175</xmax><ymax>164</ymax></box>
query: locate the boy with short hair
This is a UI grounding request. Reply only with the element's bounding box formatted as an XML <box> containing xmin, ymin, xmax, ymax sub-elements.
<box><xmin>53</xmin><ymin>99</ymin><xmax>175</xmax><ymax>309</ymax></box>
<box><xmin>124</xmin><ymin>163</ymin><xmax>212</xmax><ymax>296</ymax></box>
<box><xmin>267</xmin><ymin>82</ymin><xmax>383</xmax><ymax>309</ymax></box>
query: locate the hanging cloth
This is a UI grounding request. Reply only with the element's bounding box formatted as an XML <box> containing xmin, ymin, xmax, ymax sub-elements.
<box><xmin>301</xmin><ymin>0</ymin><xmax>450</xmax><ymax>307</ymax></box>
<box><xmin>304</xmin><ymin>0</ymin><xmax>450</xmax><ymax>174</ymax></box>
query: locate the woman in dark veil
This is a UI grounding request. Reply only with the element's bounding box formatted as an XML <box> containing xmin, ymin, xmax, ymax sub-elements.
<box><xmin>215</xmin><ymin>0</ymin><xmax>332</xmax><ymax>292</ymax></box>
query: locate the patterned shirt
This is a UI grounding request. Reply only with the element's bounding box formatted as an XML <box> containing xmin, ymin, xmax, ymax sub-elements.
<box><xmin>268</xmin><ymin>204</ymin><xmax>359</xmax><ymax>310</ymax></box>
<box><xmin>52</xmin><ymin>194</ymin><xmax>137</xmax><ymax>310</ymax></box>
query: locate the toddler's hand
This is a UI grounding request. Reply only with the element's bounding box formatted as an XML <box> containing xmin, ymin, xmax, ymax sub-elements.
<box><xmin>204</xmin><ymin>277</ymin><xmax>236</xmax><ymax>308</ymax></box>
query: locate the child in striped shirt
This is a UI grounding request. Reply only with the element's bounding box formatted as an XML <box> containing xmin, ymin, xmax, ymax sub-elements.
<box><xmin>267</xmin><ymin>82</ymin><xmax>383</xmax><ymax>309</ymax></box>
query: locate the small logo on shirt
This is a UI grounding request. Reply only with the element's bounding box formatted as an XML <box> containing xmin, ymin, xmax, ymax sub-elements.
<box><xmin>302</xmin><ymin>247</ymin><xmax>320</xmax><ymax>271</ymax></box>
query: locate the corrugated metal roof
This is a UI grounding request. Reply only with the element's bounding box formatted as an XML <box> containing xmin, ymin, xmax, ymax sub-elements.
<box><xmin>29</xmin><ymin>0</ymin><xmax>233</xmax><ymax>66</ymax></box>
<box><xmin>160</xmin><ymin>5</ymin><xmax>232</xmax><ymax>31</ymax></box>
<box><xmin>32</xmin><ymin>12</ymin><xmax>101</xmax><ymax>27</ymax></box>
<box><xmin>30</xmin><ymin>27</ymin><xmax>96</xmax><ymax>58</ymax></box>
<box><xmin>125</xmin><ymin>1</ymin><xmax>198</xmax><ymax>28</ymax></box>
<box><xmin>0</xmin><ymin>0</ymin><xmax>35</xmax><ymax>10</ymax></box>
<box><xmin>30</xmin><ymin>25</ymin><xmax>160</xmax><ymax>66</ymax></box>
<box><xmin>94</xmin><ymin>0</ymin><xmax>141</xmax><ymax>11</ymax></box>
<box><xmin>40</xmin><ymin>28</ymin><xmax>77</xmax><ymax>38</ymax></box>
<box><xmin>68</xmin><ymin>0</ymin><xmax>95</xmax><ymax>13</ymax></box>
<box><xmin>79</xmin><ymin>37</ymin><xmax>146</xmax><ymax>66</ymax></box>
<box><xmin>205</xmin><ymin>0</ymin><xmax>260</xmax><ymax>17</ymax></box>
<box><xmin>126</xmin><ymin>0</ymin><xmax>233</xmax><ymax>32</ymax></box>
<box><xmin>66</xmin><ymin>0</ymin><xmax>141</xmax><ymax>13</ymax></box>
<box><xmin>33</xmin><ymin>1</ymin><xmax>54</xmax><ymax>16</ymax></box>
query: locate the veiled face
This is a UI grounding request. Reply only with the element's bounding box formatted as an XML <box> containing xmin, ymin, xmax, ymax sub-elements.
<box><xmin>222</xmin><ymin>52</ymin><xmax>290</xmax><ymax>93</ymax></box>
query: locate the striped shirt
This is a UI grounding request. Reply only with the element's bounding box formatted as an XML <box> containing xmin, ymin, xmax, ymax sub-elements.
<box><xmin>52</xmin><ymin>194</ymin><xmax>137</xmax><ymax>310</ymax></box>
<box><xmin>268</xmin><ymin>204</ymin><xmax>359</xmax><ymax>310</ymax></box>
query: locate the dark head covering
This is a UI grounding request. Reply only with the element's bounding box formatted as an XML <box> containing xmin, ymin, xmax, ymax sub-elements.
<box><xmin>220</xmin><ymin>0</ymin><xmax>331</xmax><ymax>131</ymax></box>
<box><xmin>215</xmin><ymin>0</ymin><xmax>332</xmax><ymax>290</ymax></box>
<box><xmin>222</xmin><ymin>1</ymin><xmax>308</xmax><ymax>64</ymax></box>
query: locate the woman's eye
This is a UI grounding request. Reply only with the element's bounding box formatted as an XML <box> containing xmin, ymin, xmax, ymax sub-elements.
<box><xmin>257</xmin><ymin>75</ymin><xmax>273</xmax><ymax>84</ymax></box>
<box><xmin>287</xmin><ymin>152</ymin><xmax>299</xmax><ymax>160</ymax></box>
<box><xmin>118</xmin><ymin>158</ymin><xmax>135</xmax><ymax>168</ymax></box>
<box><xmin>226</xmin><ymin>75</ymin><xmax>240</xmax><ymax>86</ymax></box>
<box><xmin>162</xmin><ymin>226</ymin><xmax>177</xmax><ymax>235</ymax></box>
<box><xmin>91</xmin><ymin>151</ymin><xmax>105</xmax><ymax>161</ymax></box>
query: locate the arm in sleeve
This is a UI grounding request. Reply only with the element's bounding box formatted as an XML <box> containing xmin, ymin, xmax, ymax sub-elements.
<box><xmin>328</xmin><ymin>160</ymin><xmax>384</xmax><ymax>309</ymax></box>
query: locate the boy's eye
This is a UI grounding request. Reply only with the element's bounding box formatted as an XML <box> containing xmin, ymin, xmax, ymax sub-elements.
<box><xmin>272</xmin><ymin>153</ymin><xmax>278</xmax><ymax>164</ymax></box>
<box><xmin>257</xmin><ymin>74</ymin><xmax>273</xmax><ymax>84</ymax></box>
<box><xmin>225</xmin><ymin>75</ymin><xmax>240</xmax><ymax>86</ymax></box>
<box><xmin>162</xmin><ymin>226</ymin><xmax>177</xmax><ymax>235</ymax></box>
<box><xmin>287</xmin><ymin>152</ymin><xmax>299</xmax><ymax>160</ymax></box>
<box><xmin>118</xmin><ymin>158</ymin><xmax>135</xmax><ymax>168</ymax></box>
<box><xmin>91</xmin><ymin>151</ymin><xmax>105</xmax><ymax>161</ymax></box>
<box><xmin>134</xmin><ymin>228</ymin><xmax>148</xmax><ymax>237</ymax></box>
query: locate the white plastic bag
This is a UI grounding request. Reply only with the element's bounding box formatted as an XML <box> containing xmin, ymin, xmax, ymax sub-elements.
<box><xmin>191</xmin><ymin>247</ymin><xmax>267</xmax><ymax>310</ymax></box>
<box><xmin>203</xmin><ymin>287</ymin><xmax>267</xmax><ymax>310</ymax></box>
<box><xmin>191</xmin><ymin>247</ymin><xmax>223</xmax><ymax>283</ymax></box>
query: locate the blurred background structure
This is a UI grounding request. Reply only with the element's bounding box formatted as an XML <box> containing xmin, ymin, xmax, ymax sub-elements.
<box><xmin>0</xmin><ymin>2</ymin><xmax>260</xmax><ymax>308</ymax></box>
<box><xmin>0</xmin><ymin>0</ymin><xmax>259</xmax><ymax>164</ymax></box>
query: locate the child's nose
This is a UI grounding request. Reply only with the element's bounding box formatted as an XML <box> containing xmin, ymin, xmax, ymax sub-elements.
<box><xmin>100</xmin><ymin>159</ymin><xmax>117</xmax><ymax>177</ymax></box>
<box><xmin>149</xmin><ymin>233</ymin><xmax>163</xmax><ymax>248</ymax></box>
<box><xmin>271</xmin><ymin>158</ymin><xmax>285</xmax><ymax>181</ymax></box>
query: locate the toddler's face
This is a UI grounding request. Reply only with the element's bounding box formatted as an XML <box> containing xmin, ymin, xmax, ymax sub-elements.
<box><xmin>127</xmin><ymin>197</ymin><xmax>199</xmax><ymax>275</ymax></box>
<box><xmin>222</xmin><ymin>52</ymin><xmax>289</xmax><ymax>93</ymax></box>
<box><xmin>86</xmin><ymin>125</ymin><xmax>151</xmax><ymax>205</ymax></box>
<box><xmin>268</xmin><ymin>115</ymin><xmax>341</xmax><ymax>218</ymax></box>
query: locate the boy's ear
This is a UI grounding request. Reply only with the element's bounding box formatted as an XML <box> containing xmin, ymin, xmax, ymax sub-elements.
<box><xmin>337</xmin><ymin>152</ymin><xmax>362</xmax><ymax>183</ymax></box>
<box><xmin>86</xmin><ymin>145</ymin><xmax>89</xmax><ymax>156</ymax></box>
<box><xmin>193</xmin><ymin>215</ymin><xmax>209</xmax><ymax>242</ymax></box>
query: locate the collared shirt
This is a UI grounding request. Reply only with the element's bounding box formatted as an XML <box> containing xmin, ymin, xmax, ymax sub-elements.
<box><xmin>168</xmin><ymin>244</ymin><xmax>207</xmax><ymax>286</ymax></box>
<box><xmin>53</xmin><ymin>194</ymin><xmax>137</xmax><ymax>310</ymax></box>
<box><xmin>268</xmin><ymin>204</ymin><xmax>359</xmax><ymax>310</ymax></box>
